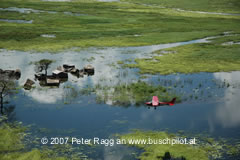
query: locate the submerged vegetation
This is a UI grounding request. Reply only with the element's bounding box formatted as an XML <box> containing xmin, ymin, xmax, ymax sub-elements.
<box><xmin>126</xmin><ymin>35</ymin><xmax>240</xmax><ymax>74</ymax></box>
<box><xmin>87</xmin><ymin>81</ymin><xmax>180</xmax><ymax>106</ymax></box>
<box><xmin>120</xmin><ymin>130</ymin><xmax>240</xmax><ymax>160</ymax></box>
<box><xmin>120</xmin><ymin>130</ymin><xmax>208</xmax><ymax>160</ymax></box>
<box><xmin>0</xmin><ymin>0</ymin><xmax>239</xmax><ymax>52</ymax></box>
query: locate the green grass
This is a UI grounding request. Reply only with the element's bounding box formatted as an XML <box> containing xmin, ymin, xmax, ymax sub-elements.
<box><xmin>125</xmin><ymin>35</ymin><xmax>240</xmax><ymax>74</ymax></box>
<box><xmin>0</xmin><ymin>123</ymin><xmax>25</xmax><ymax>153</ymax></box>
<box><xmin>0</xmin><ymin>122</ymin><xmax>82</xmax><ymax>160</ymax></box>
<box><xmin>0</xmin><ymin>0</ymin><xmax>239</xmax><ymax>52</ymax></box>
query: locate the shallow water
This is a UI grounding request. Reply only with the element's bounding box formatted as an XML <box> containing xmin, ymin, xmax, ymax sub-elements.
<box><xmin>0</xmin><ymin>19</ymin><xmax>33</xmax><ymax>24</ymax></box>
<box><xmin>222</xmin><ymin>41</ymin><xmax>240</xmax><ymax>45</ymax></box>
<box><xmin>0</xmin><ymin>7</ymin><xmax>57</xmax><ymax>14</ymax></box>
<box><xmin>41</xmin><ymin>34</ymin><xmax>56</xmax><ymax>38</ymax></box>
<box><xmin>0</xmin><ymin>7</ymin><xmax>86</xmax><ymax>16</ymax></box>
<box><xmin>0</xmin><ymin>7</ymin><xmax>41</xmax><ymax>14</ymax></box>
<box><xmin>1</xmin><ymin>37</ymin><xmax>240</xmax><ymax>159</ymax></box>
<box><xmin>175</xmin><ymin>8</ymin><xmax>240</xmax><ymax>16</ymax></box>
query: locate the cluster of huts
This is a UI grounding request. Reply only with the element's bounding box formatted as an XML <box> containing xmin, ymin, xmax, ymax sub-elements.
<box><xmin>24</xmin><ymin>64</ymin><xmax>94</xmax><ymax>90</ymax></box>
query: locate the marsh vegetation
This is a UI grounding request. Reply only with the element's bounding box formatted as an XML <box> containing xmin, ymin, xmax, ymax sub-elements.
<box><xmin>120</xmin><ymin>130</ymin><xmax>240</xmax><ymax>160</ymax></box>
<box><xmin>125</xmin><ymin>35</ymin><xmax>240</xmax><ymax>74</ymax></box>
<box><xmin>78</xmin><ymin>81</ymin><xmax>180</xmax><ymax>107</ymax></box>
<box><xmin>0</xmin><ymin>0</ymin><xmax>239</xmax><ymax>52</ymax></box>
<box><xmin>0</xmin><ymin>120</ymin><xmax>84</xmax><ymax>160</ymax></box>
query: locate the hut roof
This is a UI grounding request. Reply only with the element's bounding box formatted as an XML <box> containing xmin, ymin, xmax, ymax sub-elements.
<box><xmin>52</xmin><ymin>70</ymin><xmax>64</xmax><ymax>75</ymax></box>
<box><xmin>46</xmin><ymin>78</ymin><xmax>60</xmax><ymax>84</ymax></box>
<box><xmin>84</xmin><ymin>64</ymin><xmax>94</xmax><ymax>69</ymax></box>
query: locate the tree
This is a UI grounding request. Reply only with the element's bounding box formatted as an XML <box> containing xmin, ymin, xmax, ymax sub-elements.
<box><xmin>35</xmin><ymin>59</ymin><xmax>54</xmax><ymax>75</ymax></box>
<box><xmin>0</xmin><ymin>80</ymin><xmax>16</xmax><ymax>114</ymax></box>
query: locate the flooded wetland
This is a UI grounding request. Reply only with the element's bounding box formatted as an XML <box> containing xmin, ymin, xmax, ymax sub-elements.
<box><xmin>0</xmin><ymin>0</ymin><xmax>240</xmax><ymax>160</ymax></box>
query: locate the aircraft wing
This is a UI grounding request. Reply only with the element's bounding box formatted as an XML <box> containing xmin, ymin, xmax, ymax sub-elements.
<box><xmin>159</xmin><ymin>98</ymin><xmax>176</xmax><ymax>106</ymax></box>
<box><xmin>159</xmin><ymin>102</ymin><xmax>169</xmax><ymax>105</ymax></box>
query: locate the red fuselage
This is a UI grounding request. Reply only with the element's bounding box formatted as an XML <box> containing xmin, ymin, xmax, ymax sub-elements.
<box><xmin>145</xmin><ymin>96</ymin><xmax>176</xmax><ymax>107</ymax></box>
<box><xmin>152</xmin><ymin>96</ymin><xmax>159</xmax><ymax>106</ymax></box>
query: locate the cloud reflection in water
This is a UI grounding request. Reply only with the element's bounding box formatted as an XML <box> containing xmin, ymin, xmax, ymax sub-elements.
<box><xmin>214</xmin><ymin>72</ymin><xmax>240</xmax><ymax>128</ymax></box>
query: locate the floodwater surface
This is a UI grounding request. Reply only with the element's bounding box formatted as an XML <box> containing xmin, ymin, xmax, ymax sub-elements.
<box><xmin>0</xmin><ymin>37</ymin><xmax>240</xmax><ymax>159</ymax></box>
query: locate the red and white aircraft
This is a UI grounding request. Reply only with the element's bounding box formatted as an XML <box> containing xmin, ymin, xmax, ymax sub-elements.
<box><xmin>145</xmin><ymin>96</ymin><xmax>176</xmax><ymax>109</ymax></box>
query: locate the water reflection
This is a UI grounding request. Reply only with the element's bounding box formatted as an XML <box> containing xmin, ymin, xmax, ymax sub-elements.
<box><xmin>214</xmin><ymin>72</ymin><xmax>240</xmax><ymax>128</ymax></box>
<box><xmin>28</xmin><ymin>88</ymin><xmax>64</xmax><ymax>104</ymax></box>
<box><xmin>2</xmin><ymin>105</ymin><xmax>16</xmax><ymax>122</ymax></box>
<box><xmin>103</xmin><ymin>144</ymin><xmax>137</xmax><ymax>160</ymax></box>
